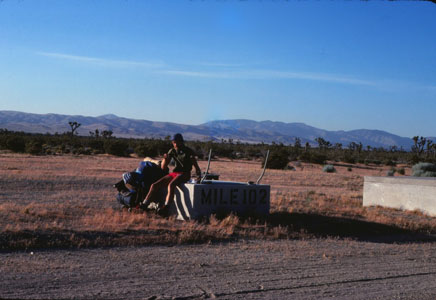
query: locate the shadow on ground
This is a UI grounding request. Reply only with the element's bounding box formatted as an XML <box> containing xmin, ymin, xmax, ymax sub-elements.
<box><xmin>265</xmin><ymin>211</ymin><xmax>436</xmax><ymax>244</ymax></box>
<box><xmin>2</xmin><ymin>212</ymin><xmax>435</xmax><ymax>252</ymax></box>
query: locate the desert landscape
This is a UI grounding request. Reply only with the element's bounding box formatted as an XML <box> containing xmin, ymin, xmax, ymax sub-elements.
<box><xmin>2</xmin><ymin>0</ymin><xmax>436</xmax><ymax>298</ymax></box>
<box><xmin>1</xmin><ymin>152</ymin><xmax>436</xmax><ymax>299</ymax></box>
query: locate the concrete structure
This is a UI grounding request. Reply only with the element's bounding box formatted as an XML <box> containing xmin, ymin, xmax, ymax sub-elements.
<box><xmin>363</xmin><ymin>176</ymin><xmax>436</xmax><ymax>216</ymax></box>
<box><xmin>170</xmin><ymin>180</ymin><xmax>270</xmax><ymax>220</ymax></box>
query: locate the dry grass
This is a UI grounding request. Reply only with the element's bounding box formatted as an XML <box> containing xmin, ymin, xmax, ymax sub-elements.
<box><xmin>1</xmin><ymin>153</ymin><xmax>435</xmax><ymax>250</ymax></box>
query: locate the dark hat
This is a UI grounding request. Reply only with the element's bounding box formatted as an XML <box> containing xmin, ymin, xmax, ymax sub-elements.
<box><xmin>172</xmin><ymin>133</ymin><xmax>184</xmax><ymax>142</ymax></box>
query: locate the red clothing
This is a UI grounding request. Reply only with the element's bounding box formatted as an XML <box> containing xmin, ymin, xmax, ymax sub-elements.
<box><xmin>168</xmin><ymin>172</ymin><xmax>184</xmax><ymax>179</ymax></box>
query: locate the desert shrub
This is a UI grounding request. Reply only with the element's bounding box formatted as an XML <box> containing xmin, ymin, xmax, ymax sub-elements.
<box><xmin>73</xmin><ymin>147</ymin><xmax>93</xmax><ymax>155</ymax></box>
<box><xmin>397</xmin><ymin>168</ymin><xmax>405</xmax><ymax>175</ymax></box>
<box><xmin>299</xmin><ymin>152</ymin><xmax>327</xmax><ymax>165</ymax></box>
<box><xmin>85</xmin><ymin>139</ymin><xmax>105</xmax><ymax>154</ymax></box>
<box><xmin>0</xmin><ymin>135</ymin><xmax>7</xmax><ymax>149</ymax></box>
<box><xmin>343</xmin><ymin>154</ymin><xmax>356</xmax><ymax>164</ymax></box>
<box><xmin>364</xmin><ymin>159</ymin><xmax>382</xmax><ymax>165</ymax></box>
<box><xmin>297</xmin><ymin>152</ymin><xmax>310</xmax><ymax>162</ymax></box>
<box><xmin>386</xmin><ymin>169</ymin><xmax>395</xmax><ymax>176</ymax></box>
<box><xmin>134</xmin><ymin>142</ymin><xmax>158</xmax><ymax>158</ymax></box>
<box><xmin>384</xmin><ymin>159</ymin><xmax>396</xmax><ymax>166</ymax></box>
<box><xmin>311</xmin><ymin>153</ymin><xmax>327</xmax><ymax>164</ymax></box>
<box><xmin>143</xmin><ymin>139</ymin><xmax>172</xmax><ymax>156</ymax></box>
<box><xmin>25</xmin><ymin>139</ymin><xmax>43</xmax><ymax>154</ymax></box>
<box><xmin>409</xmin><ymin>155</ymin><xmax>420</xmax><ymax>165</ymax></box>
<box><xmin>265</xmin><ymin>148</ymin><xmax>289</xmax><ymax>170</ymax></box>
<box><xmin>412</xmin><ymin>162</ymin><xmax>436</xmax><ymax>177</ymax></box>
<box><xmin>104</xmin><ymin>139</ymin><xmax>129</xmax><ymax>156</ymax></box>
<box><xmin>211</xmin><ymin>144</ymin><xmax>235</xmax><ymax>159</ymax></box>
<box><xmin>322</xmin><ymin>164</ymin><xmax>336</xmax><ymax>173</ymax></box>
<box><xmin>5</xmin><ymin>136</ymin><xmax>26</xmax><ymax>152</ymax></box>
<box><xmin>285</xmin><ymin>165</ymin><xmax>296</xmax><ymax>171</ymax></box>
<box><xmin>190</xmin><ymin>144</ymin><xmax>205</xmax><ymax>160</ymax></box>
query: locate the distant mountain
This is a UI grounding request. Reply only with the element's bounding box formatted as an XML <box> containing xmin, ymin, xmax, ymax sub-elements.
<box><xmin>0</xmin><ymin>110</ymin><xmax>423</xmax><ymax>149</ymax></box>
<box><xmin>199</xmin><ymin>119</ymin><xmax>415</xmax><ymax>149</ymax></box>
<box><xmin>0</xmin><ymin>110</ymin><xmax>210</xmax><ymax>140</ymax></box>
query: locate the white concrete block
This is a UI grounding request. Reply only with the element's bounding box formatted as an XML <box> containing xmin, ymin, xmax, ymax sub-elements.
<box><xmin>170</xmin><ymin>181</ymin><xmax>270</xmax><ymax>220</ymax></box>
<box><xmin>363</xmin><ymin>176</ymin><xmax>436</xmax><ymax>216</ymax></box>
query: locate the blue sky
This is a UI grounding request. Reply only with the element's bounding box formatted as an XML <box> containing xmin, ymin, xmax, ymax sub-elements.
<box><xmin>1</xmin><ymin>0</ymin><xmax>435</xmax><ymax>138</ymax></box>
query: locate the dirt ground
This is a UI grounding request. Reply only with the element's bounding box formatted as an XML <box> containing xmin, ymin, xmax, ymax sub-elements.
<box><xmin>1</xmin><ymin>153</ymin><xmax>436</xmax><ymax>299</ymax></box>
<box><xmin>2</xmin><ymin>238</ymin><xmax>436</xmax><ymax>300</ymax></box>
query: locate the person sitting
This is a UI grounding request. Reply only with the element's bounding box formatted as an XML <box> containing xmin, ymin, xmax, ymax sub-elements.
<box><xmin>140</xmin><ymin>133</ymin><xmax>201</xmax><ymax>214</ymax></box>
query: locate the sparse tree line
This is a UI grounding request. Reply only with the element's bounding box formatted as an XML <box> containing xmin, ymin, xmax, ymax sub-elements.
<box><xmin>1</xmin><ymin>126</ymin><xmax>435</xmax><ymax>169</ymax></box>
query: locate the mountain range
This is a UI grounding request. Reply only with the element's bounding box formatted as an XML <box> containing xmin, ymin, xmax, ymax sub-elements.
<box><xmin>0</xmin><ymin>110</ymin><xmax>431</xmax><ymax>150</ymax></box>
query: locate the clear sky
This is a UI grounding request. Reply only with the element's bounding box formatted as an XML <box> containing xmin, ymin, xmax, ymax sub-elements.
<box><xmin>1</xmin><ymin>0</ymin><xmax>435</xmax><ymax>138</ymax></box>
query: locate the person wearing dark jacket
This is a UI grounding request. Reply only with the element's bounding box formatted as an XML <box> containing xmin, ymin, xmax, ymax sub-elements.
<box><xmin>141</xmin><ymin>133</ymin><xmax>201</xmax><ymax>214</ymax></box>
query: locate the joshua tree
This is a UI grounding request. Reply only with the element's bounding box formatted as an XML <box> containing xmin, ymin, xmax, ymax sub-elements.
<box><xmin>68</xmin><ymin>121</ymin><xmax>81</xmax><ymax>136</ymax></box>
<box><xmin>294</xmin><ymin>137</ymin><xmax>302</xmax><ymax>149</ymax></box>
<box><xmin>101</xmin><ymin>130</ymin><xmax>113</xmax><ymax>139</ymax></box>
<box><xmin>315</xmin><ymin>137</ymin><xmax>331</xmax><ymax>151</ymax></box>
<box><xmin>425</xmin><ymin>140</ymin><xmax>434</xmax><ymax>159</ymax></box>
<box><xmin>412</xmin><ymin>136</ymin><xmax>426</xmax><ymax>157</ymax></box>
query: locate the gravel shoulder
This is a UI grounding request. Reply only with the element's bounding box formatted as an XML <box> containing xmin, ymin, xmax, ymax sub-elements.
<box><xmin>2</xmin><ymin>238</ymin><xmax>436</xmax><ymax>300</ymax></box>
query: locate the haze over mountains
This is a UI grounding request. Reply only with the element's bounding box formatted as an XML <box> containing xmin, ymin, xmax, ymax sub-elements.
<box><xmin>0</xmin><ymin>110</ymin><xmax>428</xmax><ymax>150</ymax></box>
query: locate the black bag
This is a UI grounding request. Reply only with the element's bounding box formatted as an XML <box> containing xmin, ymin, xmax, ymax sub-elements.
<box><xmin>116</xmin><ymin>187</ymin><xmax>144</xmax><ymax>208</ymax></box>
<box><xmin>114</xmin><ymin>173</ymin><xmax>146</xmax><ymax>208</ymax></box>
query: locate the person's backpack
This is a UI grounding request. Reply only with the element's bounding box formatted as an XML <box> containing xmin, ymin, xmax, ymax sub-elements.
<box><xmin>114</xmin><ymin>172</ymin><xmax>145</xmax><ymax>208</ymax></box>
<box><xmin>115</xmin><ymin>187</ymin><xmax>143</xmax><ymax>209</ymax></box>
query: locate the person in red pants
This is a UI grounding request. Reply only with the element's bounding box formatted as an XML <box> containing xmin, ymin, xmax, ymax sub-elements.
<box><xmin>141</xmin><ymin>133</ymin><xmax>201</xmax><ymax>214</ymax></box>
